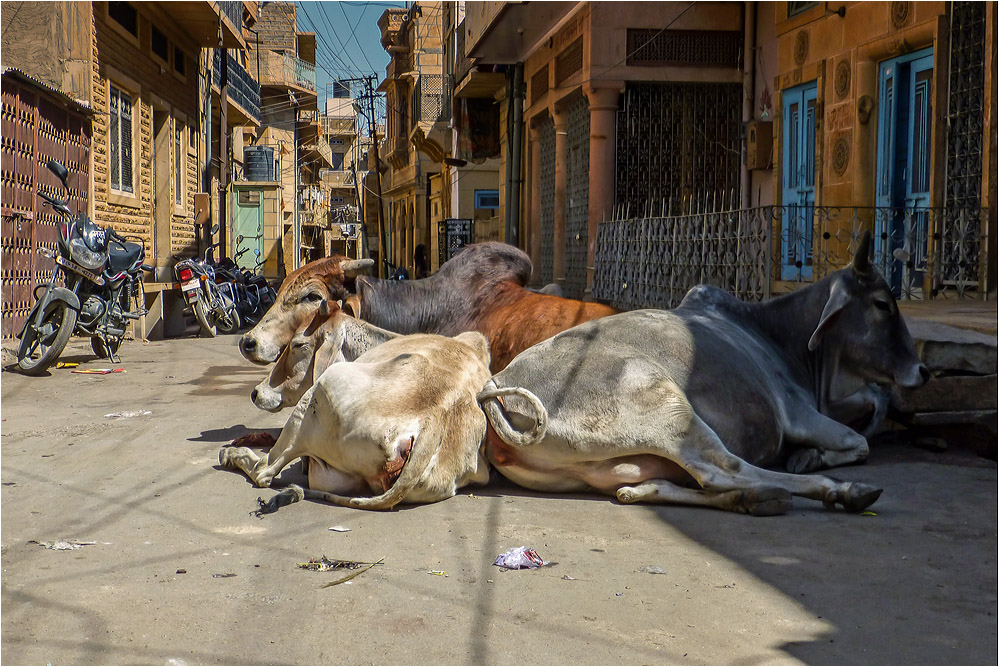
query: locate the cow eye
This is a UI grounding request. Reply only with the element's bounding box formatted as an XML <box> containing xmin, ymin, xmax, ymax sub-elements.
<box><xmin>874</xmin><ymin>299</ymin><xmax>891</xmax><ymax>312</ymax></box>
<box><xmin>301</xmin><ymin>292</ymin><xmax>323</xmax><ymax>303</ymax></box>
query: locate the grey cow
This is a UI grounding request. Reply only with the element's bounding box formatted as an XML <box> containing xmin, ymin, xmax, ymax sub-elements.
<box><xmin>479</xmin><ymin>232</ymin><xmax>928</xmax><ymax>515</ymax></box>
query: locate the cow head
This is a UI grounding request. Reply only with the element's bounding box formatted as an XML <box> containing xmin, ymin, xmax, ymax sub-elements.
<box><xmin>807</xmin><ymin>231</ymin><xmax>929</xmax><ymax>390</ymax></box>
<box><xmin>250</xmin><ymin>303</ymin><xmax>346</xmax><ymax>412</ymax></box>
<box><xmin>239</xmin><ymin>256</ymin><xmax>373</xmax><ymax>364</ymax></box>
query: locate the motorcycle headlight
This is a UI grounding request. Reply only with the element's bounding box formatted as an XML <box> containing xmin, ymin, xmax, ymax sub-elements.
<box><xmin>69</xmin><ymin>237</ymin><xmax>105</xmax><ymax>270</ymax></box>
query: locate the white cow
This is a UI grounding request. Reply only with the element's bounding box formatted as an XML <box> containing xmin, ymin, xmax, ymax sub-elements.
<box><xmin>221</xmin><ymin>326</ymin><xmax>496</xmax><ymax>510</ymax></box>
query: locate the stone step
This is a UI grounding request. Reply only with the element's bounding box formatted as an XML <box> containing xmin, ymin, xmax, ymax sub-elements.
<box><xmin>905</xmin><ymin>317</ymin><xmax>997</xmax><ymax>375</ymax></box>
<box><xmin>893</xmin><ymin>374</ymin><xmax>998</xmax><ymax>413</ymax></box>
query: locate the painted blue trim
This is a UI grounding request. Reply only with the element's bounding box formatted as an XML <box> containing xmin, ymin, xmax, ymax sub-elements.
<box><xmin>781</xmin><ymin>81</ymin><xmax>817</xmax><ymax>280</ymax></box>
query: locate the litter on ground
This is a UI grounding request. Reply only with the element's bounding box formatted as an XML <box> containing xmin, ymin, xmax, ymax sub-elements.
<box><xmin>104</xmin><ymin>410</ymin><xmax>151</xmax><ymax>419</ymax></box>
<box><xmin>29</xmin><ymin>539</ymin><xmax>96</xmax><ymax>550</ymax></box>
<box><xmin>493</xmin><ymin>546</ymin><xmax>546</xmax><ymax>570</ymax></box>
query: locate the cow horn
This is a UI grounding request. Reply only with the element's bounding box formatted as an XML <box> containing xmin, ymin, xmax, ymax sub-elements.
<box><xmin>852</xmin><ymin>231</ymin><xmax>874</xmax><ymax>277</ymax></box>
<box><xmin>318</xmin><ymin>298</ymin><xmax>331</xmax><ymax>318</ymax></box>
<box><xmin>340</xmin><ymin>258</ymin><xmax>374</xmax><ymax>278</ymax></box>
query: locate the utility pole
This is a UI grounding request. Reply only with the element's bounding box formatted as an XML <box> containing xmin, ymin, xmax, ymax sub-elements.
<box><xmin>218</xmin><ymin>46</ymin><xmax>229</xmax><ymax>261</ymax></box>
<box><xmin>361</xmin><ymin>75</ymin><xmax>388</xmax><ymax>279</ymax></box>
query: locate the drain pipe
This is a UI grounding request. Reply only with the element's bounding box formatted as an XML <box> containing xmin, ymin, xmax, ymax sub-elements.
<box><xmin>506</xmin><ymin>62</ymin><xmax>525</xmax><ymax>247</ymax></box>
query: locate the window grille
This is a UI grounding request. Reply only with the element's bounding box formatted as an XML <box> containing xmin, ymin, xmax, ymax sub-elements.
<box><xmin>626</xmin><ymin>29</ymin><xmax>741</xmax><ymax>67</ymax></box>
<box><xmin>109</xmin><ymin>86</ymin><xmax>133</xmax><ymax>194</ymax></box>
<box><xmin>174</xmin><ymin>123</ymin><xmax>182</xmax><ymax>205</ymax></box>
<box><xmin>555</xmin><ymin>38</ymin><xmax>583</xmax><ymax>86</ymax></box>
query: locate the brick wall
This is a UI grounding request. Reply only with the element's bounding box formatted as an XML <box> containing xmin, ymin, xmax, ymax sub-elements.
<box><xmin>256</xmin><ymin>3</ymin><xmax>298</xmax><ymax>52</ymax></box>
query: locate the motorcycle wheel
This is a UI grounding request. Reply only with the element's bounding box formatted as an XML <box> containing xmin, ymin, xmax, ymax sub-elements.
<box><xmin>91</xmin><ymin>335</ymin><xmax>122</xmax><ymax>359</ymax></box>
<box><xmin>17</xmin><ymin>300</ymin><xmax>78</xmax><ymax>376</ymax></box>
<box><xmin>215</xmin><ymin>293</ymin><xmax>241</xmax><ymax>334</ymax></box>
<box><xmin>193</xmin><ymin>296</ymin><xmax>217</xmax><ymax>338</ymax></box>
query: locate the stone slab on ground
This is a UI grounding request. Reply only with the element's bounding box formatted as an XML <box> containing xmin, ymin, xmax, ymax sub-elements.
<box><xmin>893</xmin><ymin>374</ymin><xmax>998</xmax><ymax>413</ymax></box>
<box><xmin>905</xmin><ymin>317</ymin><xmax>997</xmax><ymax>375</ymax></box>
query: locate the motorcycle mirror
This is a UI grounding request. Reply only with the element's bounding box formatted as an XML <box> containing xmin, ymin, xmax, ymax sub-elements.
<box><xmin>236</xmin><ymin>234</ymin><xmax>244</xmax><ymax>243</ymax></box>
<box><xmin>254</xmin><ymin>249</ymin><xmax>261</xmax><ymax>256</ymax></box>
<box><xmin>211</xmin><ymin>223</ymin><xmax>220</xmax><ymax>235</ymax></box>
<box><xmin>47</xmin><ymin>160</ymin><xmax>70</xmax><ymax>191</ymax></box>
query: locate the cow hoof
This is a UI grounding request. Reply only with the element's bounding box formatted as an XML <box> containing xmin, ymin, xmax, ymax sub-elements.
<box><xmin>617</xmin><ymin>484</ymin><xmax>655</xmax><ymax>504</ymax></box>
<box><xmin>728</xmin><ymin>487</ymin><xmax>793</xmax><ymax>516</ymax></box>
<box><xmin>219</xmin><ymin>447</ymin><xmax>234</xmax><ymax>468</ymax></box>
<box><xmin>839</xmin><ymin>482</ymin><xmax>882</xmax><ymax>512</ymax></box>
<box><xmin>786</xmin><ymin>448</ymin><xmax>823</xmax><ymax>474</ymax></box>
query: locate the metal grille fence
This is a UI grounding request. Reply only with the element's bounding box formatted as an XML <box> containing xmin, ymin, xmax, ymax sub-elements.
<box><xmin>615</xmin><ymin>82</ymin><xmax>742</xmax><ymax>214</ymax></box>
<box><xmin>538</xmin><ymin>115</ymin><xmax>556</xmax><ymax>285</ymax></box>
<box><xmin>593</xmin><ymin>202</ymin><xmax>990</xmax><ymax>311</ymax></box>
<box><xmin>564</xmin><ymin>95</ymin><xmax>590</xmax><ymax>299</ymax></box>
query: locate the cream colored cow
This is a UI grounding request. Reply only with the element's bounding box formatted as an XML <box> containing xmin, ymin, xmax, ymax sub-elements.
<box><xmin>221</xmin><ymin>329</ymin><xmax>495</xmax><ymax>510</ymax></box>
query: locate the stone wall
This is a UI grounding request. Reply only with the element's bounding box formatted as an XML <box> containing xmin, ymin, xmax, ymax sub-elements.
<box><xmin>91</xmin><ymin>3</ymin><xmax>199</xmax><ymax>263</ymax></box>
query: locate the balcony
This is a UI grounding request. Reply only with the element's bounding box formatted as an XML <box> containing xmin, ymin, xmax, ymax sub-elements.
<box><xmin>322</xmin><ymin>116</ymin><xmax>357</xmax><ymax>136</ymax></box>
<box><xmin>212</xmin><ymin>49</ymin><xmax>261</xmax><ymax>125</ymax></box>
<box><xmin>254</xmin><ymin>50</ymin><xmax>316</xmax><ymax>96</ymax></box>
<box><xmin>169</xmin><ymin>1</ymin><xmax>246</xmax><ymax>47</ymax></box>
<box><xmin>322</xmin><ymin>170</ymin><xmax>356</xmax><ymax>189</ymax></box>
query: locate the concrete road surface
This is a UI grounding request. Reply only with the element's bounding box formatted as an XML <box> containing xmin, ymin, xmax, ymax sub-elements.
<box><xmin>2</xmin><ymin>335</ymin><xmax>996</xmax><ymax>665</ymax></box>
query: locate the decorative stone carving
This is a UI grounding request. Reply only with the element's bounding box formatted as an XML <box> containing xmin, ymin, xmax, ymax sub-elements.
<box><xmin>857</xmin><ymin>95</ymin><xmax>874</xmax><ymax>124</ymax></box>
<box><xmin>831</xmin><ymin>136</ymin><xmax>850</xmax><ymax>176</ymax></box>
<box><xmin>890</xmin><ymin>1</ymin><xmax>911</xmax><ymax>30</ymax></box>
<box><xmin>794</xmin><ymin>30</ymin><xmax>809</xmax><ymax>66</ymax></box>
<box><xmin>835</xmin><ymin>59</ymin><xmax>851</xmax><ymax>100</ymax></box>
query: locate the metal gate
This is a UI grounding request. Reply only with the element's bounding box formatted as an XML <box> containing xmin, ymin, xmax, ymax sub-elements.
<box><xmin>940</xmin><ymin>0</ymin><xmax>987</xmax><ymax>295</ymax></box>
<box><xmin>615</xmin><ymin>82</ymin><xmax>742</xmax><ymax>213</ymax></box>
<box><xmin>1</xmin><ymin>75</ymin><xmax>91</xmax><ymax>339</ymax></box>
<box><xmin>537</xmin><ymin>115</ymin><xmax>555</xmax><ymax>285</ymax></box>
<box><xmin>563</xmin><ymin>95</ymin><xmax>590</xmax><ymax>299</ymax></box>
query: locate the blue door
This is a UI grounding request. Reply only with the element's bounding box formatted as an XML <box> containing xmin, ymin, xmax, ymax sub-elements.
<box><xmin>781</xmin><ymin>82</ymin><xmax>817</xmax><ymax>280</ymax></box>
<box><xmin>875</xmin><ymin>48</ymin><xmax>933</xmax><ymax>294</ymax></box>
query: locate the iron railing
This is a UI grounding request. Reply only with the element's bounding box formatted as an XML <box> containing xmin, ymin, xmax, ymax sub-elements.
<box><xmin>216</xmin><ymin>1</ymin><xmax>242</xmax><ymax>32</ymax></box>
<box><xmin>213</xmin><ymin>49</ymin><xmax>261</xmax><ymax>121</ymax></box>
<box><xmin>593</xmin><ymin>201</ymin><xmax>991</xmax><ymax>311</ymax></box>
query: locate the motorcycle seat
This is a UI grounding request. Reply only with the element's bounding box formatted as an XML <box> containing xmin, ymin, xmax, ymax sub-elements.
<box><xmin>108</xmin><ymin>242</ymin><xmax>144</xmax><ymax>273</ymax></box>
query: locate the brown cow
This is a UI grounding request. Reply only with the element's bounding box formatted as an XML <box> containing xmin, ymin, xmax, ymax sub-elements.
<box><xmin>240</xmin><ymin>242</ymin><xmax>617</xmax><ymax>373</ymax></box>
<box><xmin>239</xmin><ymin>255</ymin><xmax>373</xmax><ymax>364</ymax></box>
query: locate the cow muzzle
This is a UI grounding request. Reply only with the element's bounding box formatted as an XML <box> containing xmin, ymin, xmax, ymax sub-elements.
<box><xmin>251</xmin><ymin>385</ymin><xmax>284</xmax><ymax>413</ymax></box>
<box><xmin>897</xmin><ymin>362</ymin><xmax>930</xmax><ymax>389</ymax></box>
<box><xmin>240</xmin><ymin>332</ymin><xmax>279</xmax><ymax>365</ymax></box>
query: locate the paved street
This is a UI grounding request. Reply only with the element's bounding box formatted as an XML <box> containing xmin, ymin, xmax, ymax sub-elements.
<box><xmin>1</xmin><ymin>334</ymin><xmax>996</xmax><ymax>665</ymax></box>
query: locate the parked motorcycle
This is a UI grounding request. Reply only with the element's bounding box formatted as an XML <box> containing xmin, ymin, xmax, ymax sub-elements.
<box><xmin>16</xmin><ymin>160</ymin><xmax>151</xmax><ymax>375</ymax></box>
<box><xmin>173</xmin><ymin>224</ymin><xmax>240</xmax><ymax>337</ymax></box>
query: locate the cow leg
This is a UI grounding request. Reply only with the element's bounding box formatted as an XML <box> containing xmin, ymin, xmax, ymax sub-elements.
<box><xmin>670</xmin><ymin>413</ymin><xmax>881</xmax><ymax>512</ymax></box>
<box><xmin>219</xmin><ymin>388</ymin><xmax>317</xmax><ymax>487</ymax></box>
<box><xmin>782</xmin><ymin>407</ymin><xmax>871</xmax><ymax>474</ymax></box>
<box><xmin>617</xmin><ymin>480</ymin><xmax>792</xmax><ymax>516</ymax></box>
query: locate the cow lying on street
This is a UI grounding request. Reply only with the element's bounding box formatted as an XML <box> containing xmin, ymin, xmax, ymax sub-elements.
<box><xmin>221</xmin><ymin>329</ymin><xmax>504</xmax><ymax>510</ymax></box>
<box><xmin>238</xmin><ymin>255</ymin><xmax>374</xmax><ymax>364</ymax></box>
<box><xmin>478</xmin><ymin>232</ymin><xmax>928</xmax><ymax>515</ymax></box>
<box><xmin>239</xmin><ymin>242</ymin><xmax>617</xmax><ymax>373</ymax></box>
<box><xmin>249</xmin><ymin>299</ymin><xmax>398</xmax><ymax>413</ymax></box>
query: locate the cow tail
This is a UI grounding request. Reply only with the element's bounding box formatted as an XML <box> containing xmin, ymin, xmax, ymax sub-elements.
<box><xmin>477</xmin><ymin>383</ymin><xmax>548</xmax><ymax>447</ymax></box>
<box><xmin>300</xmin><ymin>426</ymin><xmax>443</xmax><ymax>511</ymax></box>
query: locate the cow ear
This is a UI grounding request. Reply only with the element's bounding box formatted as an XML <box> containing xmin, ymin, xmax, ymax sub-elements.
<box><xmin>312</xmin><ymin>330</ymin><xmax>343</xmax><ymax>384</ymax></box>
<box><xmin>340</xmin><ymin>258</ymin><xmax>374</xmax><ymax>278</ymax></box>
<box><xmin>318</xmin><ymin>298</ymin><xmax>331</xmax><ymax>318</ymax></box>
<box><xmin>808</xmin><ymin>278</ymin><xmax>852</xmax><ymax>351</ymax></box>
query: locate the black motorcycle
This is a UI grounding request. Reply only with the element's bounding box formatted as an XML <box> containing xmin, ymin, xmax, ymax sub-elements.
<box><xmin>16</xmin><ymin>160</ymin><xmax>150</xmax><ymax>375</ymax></box>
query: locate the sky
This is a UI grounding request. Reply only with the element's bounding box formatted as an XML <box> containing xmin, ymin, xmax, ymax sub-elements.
<box><xmin>295</xmin><ymin>1</ymin><xmax>407</xmax><ymax>121</ymax></box>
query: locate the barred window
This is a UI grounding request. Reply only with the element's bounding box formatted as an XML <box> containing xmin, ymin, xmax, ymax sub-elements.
<box><xmin>109</xmin><ymin>85</ymin><xmax>134</xmax><ymax>194</ymax></box>
<box><xmin>175</xmin><ymin>122</ymin><xmax>183</xmax><ymax>206</ymax></box>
